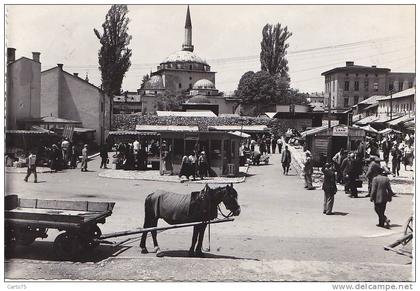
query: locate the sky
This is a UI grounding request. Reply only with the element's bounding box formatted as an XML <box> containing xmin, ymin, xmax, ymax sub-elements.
<box><xmin>6</xmin><ymin>4</ymin><xmax>415</xmax><ymax>95</ymax></box>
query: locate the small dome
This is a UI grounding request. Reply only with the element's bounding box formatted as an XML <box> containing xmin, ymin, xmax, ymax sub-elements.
<box><xmin>162</xmin><ymin>50</ymin><xmax>208</xmax><ymax>65</ymax></box>
<box><xmin>193</xmin><ymin>79</ymin><xmax>215</xmax><ymax>89</ymax></box>
<box><xmin>144</xmin><ymin>75</ymin><xmax>164</xmax><ymax>89</ymax></box>
<box><xmin>186</xmin><ymin>95</ymin><xmax>211</xmax><ymax>104</ymax></box>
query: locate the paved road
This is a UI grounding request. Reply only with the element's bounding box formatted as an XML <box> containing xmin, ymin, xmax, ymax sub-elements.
<box><xmin>5</xmin><ymin>154</ymin><xmax>413</xmax><ymax>281</ymax></box>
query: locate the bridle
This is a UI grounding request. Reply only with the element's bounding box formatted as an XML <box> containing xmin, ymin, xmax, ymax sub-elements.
<box><xmin>217</xmin><ymin>186</ymin><xmax>239</xmax><ymax>218</ymax></box>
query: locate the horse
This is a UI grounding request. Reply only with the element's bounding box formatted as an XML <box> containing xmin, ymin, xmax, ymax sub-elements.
<box><xmin>139</xmin><ymin>183</ymin><xmax>241</xmax><ymax>257</ymax></box>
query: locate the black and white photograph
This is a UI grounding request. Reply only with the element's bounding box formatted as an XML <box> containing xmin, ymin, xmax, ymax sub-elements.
<box><xmin>2</xmin><ymin>1</ymin><xmax>416</xmax><ymax>288</ymax></box>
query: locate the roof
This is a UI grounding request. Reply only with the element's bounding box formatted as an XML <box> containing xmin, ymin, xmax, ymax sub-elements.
<box><xmin>73</xmin><ymin>127</ymin><xmax>96</xmax><ymax>133</ymax></box>
<box><xmin>377</xmin><ymin>87</ymin><xmax>415</xmax><ymax>101</ymax></box>
<box><xmin>386</xmin><ymin>115</ymin><xmax>414</xmax><ymax>126</ymax></box>
<box><xmin>301</xmin><ymin>125</ymin><xmax>329</xmax><ymax>137</ymax></box>
<box><xmin>186</xmin><ymin>95</ymin><xmax>212</xmax><ymax>104</ymax></box>
<box><xmin>144</xmin><ymin>75</ymin><xmax>164</xmax><ymax>90</ymax></box>
<box><xmin>354</xmin><ymin>124</ymin><xmax>378</xmax><ymax>133</ymax></box>
<box><xmin>354</xmin><ymin>115</ymin><xmax>379</xmax><ymax>125</ymax></box>
<box><xmin>362</xmin><ymin>103</ymin><xmax>379</xmax><ymax>111</ymax></box>
<box><xmin>208</xmin><ymin>125</ymin><xmax>269</xmax><ymax>133</ymax></box>
<box><xmin>41</xmin><ymin>116</ymin><xmax>81</xmax><ymax>124</ymax></box>
<box><xmin>8</xmin><ymin>56</ymin><xmax>40</xmax><ymax>66</ymax></box>
<box><xmin>219</xmin><ymin>113</ymin><xmax>240</xmax><ymax>117</ymax></box>
<box><xmin>228</xmin><ymin>131</ymin><xmax>251</xmax><ymax>138</ymax></box>
<box><xmin>321</xmin><ymin>63</ymin><xmax>390</xmax><ymax>76</ymax></box>
<box><xmin>161</xmin><ymin>50</ymin><xmax>208</xmax><ymax>65</ymax></box>
<box><xmin>156</xmin><ymin>110</ymin><xmax>216</xmax><ymax>117</ymax></box>
<box><xmin>6</xmin><ymin>129</ymin><xmax>56</xmax><ymax>135</ymax></box>
<box><xmin>193</xmin><ymin>79</ymin><xmax>215</xmax><ymax>89</ymax></box>
<box><xmin>185</xmin><ymin>5</ymin><xmax>192</xmax><ymax>28</ymax></box>
<box><xmin>108</xmin><ymin>131</ymin><xmax>159</xmax><ymax>136</ymax></box>
<box><xmin>135</xmin><ymin>125</ymin><xmax>199</xmax><ymax>132</ymax></box>
<box><xmin>358</xmin><ymin>95</ymin><xmax>385</xmax><ymax>105</ymax></box>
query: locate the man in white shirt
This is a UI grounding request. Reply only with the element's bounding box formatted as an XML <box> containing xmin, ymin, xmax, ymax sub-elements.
<box><xmin>24</xmin><ymin>151</ymin><xmax>37</xmax><ymax>183</ymax></box>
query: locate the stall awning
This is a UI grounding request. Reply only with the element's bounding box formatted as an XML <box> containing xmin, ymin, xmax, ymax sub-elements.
<box><xmin>156</xmin><ymin>111</ymin><xmax>216</xmax><ymax>117</ymax></box>
<box><xmin>73</xmin><ymin>127</ymin><xmax>96</xmax><ymax>133</ymax></box>
<box><xmin>354</xmin><ymin>115</ymin><xmax>379</xmax><ymax>125</ymax></box>
<box><xmin>228</xmin><ymin>131</ymin><xmax>251</xmax><ymax>138</ymax></box>
<box><xmin>386</xmin><ymin>115</ymin><xmax>414</xmax><ymax>126</ymax></box>
<box><xmin>108</xmin><ymin>130</ymin><xmax>159</xmax><ymax>136</ymax></box>
<box><xmin>208</xmin><ymin>125</ymin><xmax>268</xmax><ymax>133</ymax></box>
<box><xmin>354</xmin><ymin>124</ymin><xmax>378</xmax><ymax>134</ymax></box>
<box><xmin>301</xmin><ymin>125</ymin><xmax>329</xmax><ymax>137</ymax></box>
<box><xmin>135</xmin><ymin>125</ymin><xmax>199</xmax><ymax>132</ymax></box>
<box><xmin>379</xmin><ymin>128</ymin><xmax>402</xmax><ymax>135</ymax></box>
<box><xmin>6</xmin><ymin>129</ymin><xmax>56</xmax><ymax>135</ymax></box>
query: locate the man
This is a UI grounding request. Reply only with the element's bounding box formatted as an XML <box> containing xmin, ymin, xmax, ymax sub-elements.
<box><xmin>365</xmin><ymin>156</ymin><xmax>382</xmax><ymax>197</ymax></box>
<box><xmin>81</xmin><ymin>144</ymin><xmax>88</xmax><ymax>172</ymax></box>
<box><xmin>24</xmin><ymin>151</ymin><xmax>37</xmax><ymax>183</ymax></box>
<box><xmin>303</xmin><ymin>151</ymin><xmax>315</xmax><ymax>190</ymax></box>
<box><xmin>382</xmin><ymin>137</ymin><xmax>391</xmax><ymax>167</ymax></box>
<box><xmin>61</xmin><ymin>138</ymin><xmax>70</xmax><ymax>166</ymax></box>
<box><xmin>277</xmin><ymin>137</ymin><xmax>283</xmax><ymax>154</ymax></box>
<box><xmin>198</xmin><ymin>151</ymin><xmax>209</xmax><ymax>179</ymax></box>
<box><xmin>281</xmin><ymin>145</ymin><xmax>291</xmax><ymax>175</ymax></box>
<box><xmin>332</xmin><ymin>148</ymin><xmax>345</xmax><ymax>184</ymax></box>
<box><xmin>271</xmin><ymin>137</ymin><xmax>277</xmax><ymax>154</ymax></box>
<box><xmin>99</xmin><ymin>143</ymin><xmax>109</xmax><ymax>169</ymax></box>
<box><xmin>341</xmin><ymin>152</ymin><xmax>358</xmax><ymax>197</ymax></box>
<box><xmin>322</xmin><ymin>162</ymin><xmax>337</xmax><ymax>215</ymax></box>
<box><xmin>370</xmin><ymin>169</ymin><xmax>394</xmax><ymax>228</ymax></box>
<box><xmin>390</xmin><ymin>144</ymin><xmax>402</xmax><ymax>177</ymax></box>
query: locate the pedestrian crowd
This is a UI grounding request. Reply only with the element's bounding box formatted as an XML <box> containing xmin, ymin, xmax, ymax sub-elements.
<box><xmin>112</xmin><ymin>139</ymin><xmax>159</xmax><ymax>170</ymax></box>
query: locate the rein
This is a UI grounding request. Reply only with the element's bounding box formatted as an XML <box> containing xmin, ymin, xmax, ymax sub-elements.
<box><xmin>217</xmin><ymin>204</ymin><xmax>233</xmax><ymax>218</ymax></box>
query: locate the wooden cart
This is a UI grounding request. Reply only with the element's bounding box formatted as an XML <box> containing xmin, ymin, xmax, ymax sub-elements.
<box><xmin>5</xmin><ymin>195</ymin><xmax>115</xmax><ymax>259</ymax></box>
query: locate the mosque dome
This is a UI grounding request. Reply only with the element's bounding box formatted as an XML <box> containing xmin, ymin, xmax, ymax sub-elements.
<box><xmin>144</xmin><ymin>75</ymin><xmax>164</xmax><ymax>89</ymax></box>
<box><xmin>161</xmin><ymin>50</ymin><xmax>208</xmax><ymax>65</ymax></box>
<box><xmin>193</xmin><ymin>79</ymin><xmax>215</xmax><ymax>89</ymax></box>
<box><xmin>186</xmin><ymin>95</ymin><xmax>212</xmax><ymax>104</ymax></box>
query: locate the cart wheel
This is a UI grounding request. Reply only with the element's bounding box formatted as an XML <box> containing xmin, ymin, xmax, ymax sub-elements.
<box><xmin>53</xmin><ymin>232</ymin><xmax>84</xmax><ymax>260</ymax></box>
<box><xmin>404</xmin><ymin>216</ymin><xmax>413</xmax><ymax>236</ymax></box>
<box><xmin>83</xmin><ymin>225</ymin><xmax>102</xmax><ymax>250</ymax></box>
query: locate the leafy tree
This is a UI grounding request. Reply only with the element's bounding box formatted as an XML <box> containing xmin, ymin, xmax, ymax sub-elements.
<box><xmin>140</xmin><ymin>74</ymin><xmax>150</xmax><ymax>89</ymax></box>
<box><xmin>156</xmin><ymin>91</ymin><xmax>190</xmax><ymax>111</ymax></box>
<box><xmin>260</xmin><ymin>23</ymin><xmax>292</xmax><ymax>78</ymax></box>
<box><xmin>94</xmin><ymin>5</ymin><xmax>132</xmax><ymax>97</ymax></box>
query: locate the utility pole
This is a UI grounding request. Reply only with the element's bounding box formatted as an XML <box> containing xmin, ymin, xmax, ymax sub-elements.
<box><xmin>328</xmin><ymin>91</ymin><xmax>332</xmax><ymax>128</ymax></box>
<box><xmin>389</xmin><ymin>89</ymin><xmax>393</xmax><ymax>120</ymax></box>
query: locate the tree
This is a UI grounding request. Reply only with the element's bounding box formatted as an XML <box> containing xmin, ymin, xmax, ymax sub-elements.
<box><xmin>140</xmin><ymin>74</ymin><xmax>150</xmax><ymax>89</ymax></box>
<box><xmin>94</xmin><ymin>5</ymin><xmax>132</xmax><ymax>97</ymax></box>
<box><xmin>156</xmin><ymin>91</ymin><xmax>190</xmax><ymax>111</ymax></box>
<box><xmin>260</xmin><ymin>23</ymin><xmax>292</xmax><ymax>78</ymax></box>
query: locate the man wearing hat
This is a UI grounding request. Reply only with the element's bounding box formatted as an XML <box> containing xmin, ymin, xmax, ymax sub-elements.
<box><xmin>81</xmin><ymin>144</ymin><xmax>88</xmax><ymax>172</ymax></box>
<box><xmin>365</xmin><ymin>156</ymin><xmax>383</xmax><ymax>197</ymax></box>
<box><xmin>370</xmin><ymin>169</ymin><xmax>394</xmax><ymax>228</ymax></box>
<box><xmin>303</xmin><ymin>150</ymin><xmax>315</xmax><ymax>190</ymax></box>
<box><xmin>341</xmin><ymin>152</ymin><xmax>358</xmax><ymax>197</ymax></box>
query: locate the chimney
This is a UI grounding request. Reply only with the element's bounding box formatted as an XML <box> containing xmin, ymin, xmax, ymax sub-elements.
<box><xmin>32</xmin><ymin>52</ymin><xmax>40</xmax><ymax>62</ymax></box>
<box><xmin>372</xmin><ymin>65</ymin><xmax>377</xmax><ymax>68</ymax></box>
<box><xmin>73</xmin><ymin>73</ymin><xmax>79</xmax><ymax>77</ymax></box>
<box><xmin>7</xmin><ymin>48</ymin><xmax>16</xmax><ymax>64</ymax></box>
<box><xmin>346</xmin><ymin>61</ymin><xmax>354</xmax><ymax>67</ymax></box>
<box><xmin>57</xmin><ymin>63</ymin><xmax>63</xmax><ymax>70</ymax></box>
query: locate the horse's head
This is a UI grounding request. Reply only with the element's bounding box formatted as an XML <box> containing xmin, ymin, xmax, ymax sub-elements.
<box><xmin>222</xmin><ymin>183</ymin><xmax>241</xmax><ymax>216</ymax></box>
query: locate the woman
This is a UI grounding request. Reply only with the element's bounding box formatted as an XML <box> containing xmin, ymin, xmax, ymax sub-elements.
<box><xmin>403</xmin><ymin>144</ymin><xmax>414</xmax><ymax>171</ymax></box>
<box><xmin>322</xmin><ymin>162</ymin><xmax>337</xmax><ymax>215</ymax></box>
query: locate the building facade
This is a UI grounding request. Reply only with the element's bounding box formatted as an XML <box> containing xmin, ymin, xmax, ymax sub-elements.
<box><xmin>6</xmin><ymin>48</ymin><xmax>42</xmax><ymax>130</ymax></box>
<box><xmin>377</xmin><ymin>87</ymin><xmax>415</xmax><ymax>117</ymax></box>
<box><xmin>41</xmin><ymin>64</ymin><xmax>110</xmax><ymax>145</ymax></box>
<box><xmin>322</xmin><ymin>61</ymin><xmax>415</xmax><ymax>110</ymax></box>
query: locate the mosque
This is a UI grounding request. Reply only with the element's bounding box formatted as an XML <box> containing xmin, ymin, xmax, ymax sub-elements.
<box><xmin>139</xmin><ymin>6</ymin><xmax>240</xmax><ymax>116</ymax></box>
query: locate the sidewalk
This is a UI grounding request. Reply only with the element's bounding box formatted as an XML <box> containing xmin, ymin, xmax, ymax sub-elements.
<box><xmin>5</xmin><ymin>153</ymin><xmax>100</xmax><ymax>174</ymax></box>
<box><xmin>288</xmin><ymin>145</ymin><xmax>414</xmax><ymax>196</ymax></box>
<box><xmin>98</xmin><ymin>165</ymin><xmax>249</xmax><ymax>184</ymax></box>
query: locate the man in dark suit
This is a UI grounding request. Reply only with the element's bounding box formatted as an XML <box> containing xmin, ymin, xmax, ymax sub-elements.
<box><xmin>370</xmin><ymin>169</ymin><xmax>394</xmax><ymax>228</ymax></box>
<box><xmin>341</xmin><ymin>152</ymin><xmax>358</xmax><ymax>197</ymax></box>
<box><xmin>365</xmin><ymin>156</ymin><xmax>383</xmax><ymax>197</ymax></box>
<box><xmin>281</xmin><ymin>145</ymin><xmax>291</xmax><ymax>175</ymax></box>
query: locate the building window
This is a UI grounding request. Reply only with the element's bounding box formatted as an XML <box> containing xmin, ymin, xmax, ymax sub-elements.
<box><xmin>189</xmin><ymin>83</ymin><xmax>192</xmax><ymax>89</ymax></box>
<box><xmin>344</xmin><ymin>97</ymin><xmax>349</xmax><ymax>107</ymax></box>
<box><xmin>399</xmin><ymin>82</ymin><xmax>403</xmax><ymax>91</ymax></box>
<box><xmin>179</xmin><ymin>83</ymin><xmax>182</xmax><ymax>89</ymax></box>
<box><xmin>354</xmin><ymin>81</ymin><xmax>359</xmax><ymax>91</ymax></box>
<box><xmin>344</xmin><ymin>81</ymin><xmax>349</xmax><ymax>91</ymax></box>
<box><xmin>364</xmin><ymin>80</ymin><xmax>369</xmax><ymax>91</ymax></box>
<box><xmin>189</xmin><ymin>65</ymin><xmax>192</xmax><ymax>70</ymax></box>
<box><xmin>373</xmin><ymin>82</ymin><xmax>379</xmax><ymax>92</ymax></box>
<box><xmin>389</xmin><ymin>83</ymin><xmax>394</xmax><ymax>92</ymax></box>
<box><xmin>189</xmin><ymin>76</ymin><xmax>192</xmax><ymax>80</ymax></box>
<box><xmin>409</xmin><ymin>82</ymin><xmax>413</xmax><ymax>88</ymax></box>
<box><xmin>365</xmin><ymin>74</ymin><xmax>368</xmax><ymax>77</ymax></box>
<box><xmin>345</xmin><ymin>73</ymin><xmax>349</xmax><ymax>77</ymax></box>
<box><xmin>354</xmin><ymin>96</ymin><xmax>359</xmax><ymax>104</ymax></box>
<box><xmin>333</xmin><ymin>82</ymin><xmax>335</xmax><ymax>92</ymax></box>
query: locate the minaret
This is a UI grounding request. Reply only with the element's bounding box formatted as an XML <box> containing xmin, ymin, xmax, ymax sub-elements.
<box><xmin>182</xmin><ymin>5</ymin><xmax>194</xmax><ymax>52</ymax></box>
